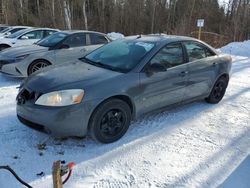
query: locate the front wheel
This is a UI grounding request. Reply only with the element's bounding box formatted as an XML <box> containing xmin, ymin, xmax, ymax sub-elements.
<box><xmin>205</xmin><ymin>77</ymin><xmax>228</xmax><ymax>104</ymax></box>
<box><xmin>89</xmin><ymin>99</ymin><xmax>132</xmax><ymax>143</ymax></box>
<box><xmin>28</xmin><ymin>60</ymin><xmax>50</xmax><ymax>76</ymax></box>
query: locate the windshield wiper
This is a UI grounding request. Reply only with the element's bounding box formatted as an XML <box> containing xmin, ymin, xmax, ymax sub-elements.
<box><xmin>80</xmin><ymin>57</ymin><xmax>125</xmax><ymax>73</ymax></box>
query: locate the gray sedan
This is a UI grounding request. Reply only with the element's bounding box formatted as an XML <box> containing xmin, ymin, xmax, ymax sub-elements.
<box><xmin>0</xmin><ymin>30</ymin><xmax>110</xmax><ymax>77</ymax></box>
<box><xmin>16</xmin><ymin>35</ymin><xmax>232</xmax><ymax>143</ymax></box>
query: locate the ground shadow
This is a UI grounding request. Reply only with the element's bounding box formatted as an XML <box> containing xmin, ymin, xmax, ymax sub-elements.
<box><xmin>0</xmin><ymin>73</ymin><xmax>22</xmax><ymax>87</ymax></box>
<box><xmin>218</xmin><ymin>155</ymin><xmax>250</xmax><ymax>188</ymax></box>
<box><xmin>168</xmin><ymin>128</ymin><xmax>250</xmax><ymax>187</ymax></box>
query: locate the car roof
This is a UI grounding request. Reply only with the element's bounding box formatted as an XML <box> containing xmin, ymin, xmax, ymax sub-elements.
<box><xmin>21</xmin><ymin>27</ymin><xmax>59</xmax><ymax>32</ymax></box>
<box><xmin>9</xmin><ymin>26</ymin><xmax>32</xmax><ymax>29</ymax></box>
<box><xmin>125</xmin><ymin>34</ymin><xmax>199</xmax><ymax>43</ymax></box>
<box><xmin>61</xmin><ymin>30</ymin><xmax>107</xmax><ymax>36</ymax></box>
<box><xmin>124</xmin><ymin>34</ymin><xmax>216</xmax><ymax>50</ymax></box>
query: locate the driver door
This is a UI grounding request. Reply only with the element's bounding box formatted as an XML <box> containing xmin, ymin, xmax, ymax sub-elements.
<box><xmin>138</xmin><ymin>43</ymin><xmax>188</xmax><ymax>115</ymax></box>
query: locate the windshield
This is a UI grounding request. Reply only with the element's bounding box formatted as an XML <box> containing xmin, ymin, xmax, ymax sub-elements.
<box><xmin>82</xmin><ymin>39</ymin><xmax>155</xmax><ymax>72</ymax></box>
<box><xmin>37</xmin><ymin>32</ymin><xmax>68</xmax><ymax>47</ymax></box>
<box><xmin>0</xmin><ymin>27</ymin><xmax>11</xmax><ymax>33</ymax></box>
<box><xmin>5</xmin><ymin>29</ymin><xmax>30</xmax><ymax>38</ymax></box>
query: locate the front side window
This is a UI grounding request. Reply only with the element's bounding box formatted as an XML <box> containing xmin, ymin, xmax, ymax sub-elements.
<box><xmin>184</xmin><ymin>42</ymin><xmax>215</xmax><ymax>62</ymax></box>
<box><xmin>150</xmin><ymin>43</ymin><xmax>184</xmax><ymax>69</ymax></box>
<box><xmin>20</xmin><ymin>30</ymin><xmax>44</xmax><ymax>39</ymax></box>
<box><xmin>63</xmin><ymin>33</ymin><xmax>86</xmax><ymax>48</ymax></box>
<box><xmin>83</xmin><ymin>39</ymin><xmax>155</xmax><ymax>72</ymax></box>
<box><xmin>89</xmin><ymin>33</ymin><xmax>108</xmax><ymax>45</ymax></box>
<box><xmin>5</xmin><ymin>29</ymin><xmax>30</xmax><ymax>38</ymax></box>
<box><xmin>37</xmin><ymin>32</ymin><xmax>68</xmax><ymax>47</ymax></box>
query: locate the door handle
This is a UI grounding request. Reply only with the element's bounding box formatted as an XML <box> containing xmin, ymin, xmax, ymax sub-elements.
<box><xmin>212</xmin><ymin>62</ymin><xmax>218</xmax><ymax>67</ymax></box>
<box><xmin>81</xmin><ymin>48</ymin><xmax>87</xmax><ymax>52</ymax></box>
<box><xmin>179</xmin><ymin>71</ymin><xmax>188</xmax><ymax>77</ymax></box>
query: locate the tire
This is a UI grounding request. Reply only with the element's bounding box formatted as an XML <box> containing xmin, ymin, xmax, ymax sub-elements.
<box><xmin>0</xmin><ymin>44</ymin><xmax>10</xmax><ymax>51</ymax></box>
<box><xmin>205</xmin><ymin>77</ymin><xmax>228</xmax><ymax>104</ymax></box>
<box><xmin>28</xmin><ymin>60</ymin><xmax>50</xmax><ymax>76</ymax></box>
<box><xmin>89</xmin><ymin>99</ymin><xmax>132</xmax><ymax>143</ymax></box>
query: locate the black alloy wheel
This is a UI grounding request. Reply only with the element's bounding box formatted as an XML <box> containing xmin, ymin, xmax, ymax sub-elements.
<box><xmin>206</xmin><ymin>77</ymin><xmax>228</xmax><ymax>104</ymax></box>
<box><xmin>89</xmin><ymin>99</ymin><xmax>131</xmax><ymax>143</ymax></box>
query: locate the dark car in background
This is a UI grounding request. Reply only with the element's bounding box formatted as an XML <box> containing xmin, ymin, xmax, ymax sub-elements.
<box><xmin>16</xmin><ymin>35</ymin><xmax>232</xmax><ymax>143</ymax></box>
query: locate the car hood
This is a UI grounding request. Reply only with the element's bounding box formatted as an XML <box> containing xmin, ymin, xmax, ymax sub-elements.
<box><xmin>0</xmin><ymin>37</ymin><xmax>15</xmax><ymax>44</ymax></box>
<box><xmin>23</xmin><ymin>60</ymin><xmax>122</xmax><ymax>93</ymax></box>
<box><xmin>0</xmin><ymin>44</ymin><xmax>48</xmax><ymax>57</ymax></box>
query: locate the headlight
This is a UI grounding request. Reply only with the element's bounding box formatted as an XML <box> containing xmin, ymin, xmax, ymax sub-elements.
<box><xmin>15</xmin><ymin>54</ymin><xmax>29</xmax><ymax>62</ymax></box>
<box><xmin>35</xmin><ymin>89</ymin><xmax>84</xmax><ymax>107</ymax></box>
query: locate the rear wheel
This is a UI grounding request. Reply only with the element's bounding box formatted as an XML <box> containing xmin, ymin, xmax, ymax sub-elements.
<box><xmin>205</xmin><ymin>77</ymin><xmax>228</xmax><ymax>104</ymax></box>
<box><xmin>89</xmin><ymin>99</ymin><xmax>132</xmax><ymax>143</ymax></box>
<box><xmin>28</xmin><ymin>60</ymin><xmax>50</xmax><ymax>75</ymax></box>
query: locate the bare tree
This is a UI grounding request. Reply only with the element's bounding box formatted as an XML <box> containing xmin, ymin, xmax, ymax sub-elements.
<box><xmin>82</xmin><ymin>0</ymin><xmax>88</xmax><ymax>30</ymax></box>
<box><xmin>63</xmin><ymin>0</ymin><xmax>71</xmax><ymax>29</ymax></box>
<box><xmin>151</xmin><ymin>0</ymin><xmax>156</xmax><ymax>33</ymax></box>
<box><xmin>0</xmin><ymin>0</ymin><xmax>249</xmax><ymax>44</ymax></box>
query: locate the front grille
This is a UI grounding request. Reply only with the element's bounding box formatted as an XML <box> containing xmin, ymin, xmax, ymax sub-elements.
<box><xmin>17</xmin><ymin>115</ymin><xmax>47</xmax><ymax>133</ymax></box>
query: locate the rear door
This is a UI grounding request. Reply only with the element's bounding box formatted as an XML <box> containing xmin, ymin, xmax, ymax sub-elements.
<box><xmin>138</xmin><ymin>43</ymin><xmax>188</xmax><ymax>114</ymax></box>
<box><xmin>54</xmin><ymin>33</ymin><xmax>87</xmax><ymax>63</ymax></box>
<box><xmin>183</xmin><ymin>41</ymin><xmax>218</xmax><ymax>100</ymax></box>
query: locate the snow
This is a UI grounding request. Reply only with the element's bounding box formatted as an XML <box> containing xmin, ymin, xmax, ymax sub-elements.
<box><xmin>107</xmin><ymin>32</ymin><xmax>125</xmax><ymax>40</ymax></box>
<box><xmin>220</xmin><ymin>40</ymin><xmax>250</xmax><ymax>58</ymax></box>
<box><xmin>0</xmin><ymin>41</ymin><xmax>250</xmax><ymax>188</ymax></box>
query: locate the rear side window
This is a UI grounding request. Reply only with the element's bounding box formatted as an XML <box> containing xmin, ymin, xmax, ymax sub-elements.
<box><xmin>89</xmin><ymin>33</ymin><xmax>108</xmax><ymax>45</ymax></box>
<box><xmin>44</xmin><ymin>30</ymin><xmax>57</xmax><ymax>38</ymax></box>
<box><xmin>20</xmin><ymin>30</ymin><xmax>44</xmax><ymax>39</ymax></box>
<box><xmin>150</xmin><ymin>43</ymin><xmax>184</xmax><ymax>69</ymax></box>
<box><xmin>184</xmin><ymin>42</ymin><xmax>215</xmax><ymax>62</ymax></box>
<box><xmin>63</xmin><ymin>33</ymin><xmax>86</xmax><ymax>47</ymax></box>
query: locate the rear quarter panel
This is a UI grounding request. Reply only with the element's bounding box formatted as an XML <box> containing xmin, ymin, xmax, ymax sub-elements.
<box><xmin>214</xmin><ymin>54</ymin><xmax>232</xmax><ymax>82</ymax></box>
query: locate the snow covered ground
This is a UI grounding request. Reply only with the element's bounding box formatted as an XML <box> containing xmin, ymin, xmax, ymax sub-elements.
<box><xmin>0</xmin><ymin>41</ymin><xmax>250</xmax><ymax>188</ymax></box>
<box><xmin>219</xmin><ymin>40</ymin><xmax>250</xmax><ymax>58</ymax></box>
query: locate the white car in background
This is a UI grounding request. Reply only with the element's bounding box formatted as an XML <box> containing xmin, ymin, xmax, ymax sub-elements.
<box><xmin>0</xmin><ymin>25</ymin><xmax>9</xmax><ymax>32</ymax></box>
<box><xmin>0</xmin><ymin>28</ymin><xmax>59</xmax><ymax>51</ymax></box>
<box><xmin>0</xmin><ymin>26</ymin><xmax>30</xmax><ymax>39</ymax></box>
<box><xmin>0</xmin><ymin>30</ymin><xmax>110</xmax><ymax>77</ymax></box>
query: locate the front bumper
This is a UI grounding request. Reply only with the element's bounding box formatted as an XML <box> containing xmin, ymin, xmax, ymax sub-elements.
<box><xmin>16</xmin><ymin>100</ymin><xmax>97</xmax><ymax>138</ymax></box>
<box><xmin>0</xmin><ymin>62</ymin><xmax>25</xmax><ymax>77</ymax></box>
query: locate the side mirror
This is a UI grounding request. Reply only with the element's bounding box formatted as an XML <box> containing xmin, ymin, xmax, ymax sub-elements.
<box><xmin>20</xmin><ymin>36</ymin><xmax>29</xmax><ymax>40</ymax></box>
<box><xmin>5</xmin><ymin>32</ymin><xmax>11</xmax><ymax>36</ymax></box>
<box><xmin>147</xmin><ymin>63</ymin><xmax>167</xmax><ymax>73</ymax></box>
<box><xmin>59</xmin><ymin>44</ymin><xmax>70</xmax><ymax>49</ymax></box>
